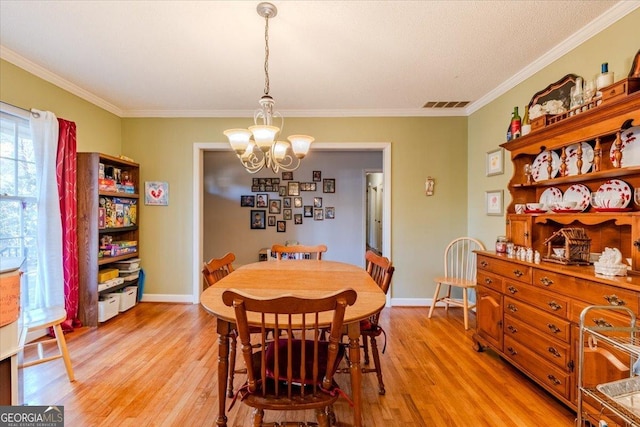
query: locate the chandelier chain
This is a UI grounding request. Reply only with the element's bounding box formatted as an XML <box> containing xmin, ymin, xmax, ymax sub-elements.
<box><xmin>264</xmin><ymin>15</ymin><xmax>270</xmax><ymax>96</ymax></box>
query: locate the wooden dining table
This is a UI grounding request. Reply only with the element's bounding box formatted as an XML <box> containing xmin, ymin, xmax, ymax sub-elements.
<box><xmin>200</xmin><ymin>259</ymin><xmax>387</xmax><ymax>427</ymax></box>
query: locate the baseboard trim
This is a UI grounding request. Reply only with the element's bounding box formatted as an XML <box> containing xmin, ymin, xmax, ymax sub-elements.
<box><xmin>140</xmin><ymin>294</ymin><xmax>193</xmax><ymax>304</ymax></box>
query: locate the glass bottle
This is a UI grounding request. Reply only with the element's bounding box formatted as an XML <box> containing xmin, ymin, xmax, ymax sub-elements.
<box><xmin>506</xmin><ymin>117</ymin><xmax>512</xmax><ymax>142</ymax></box>
<box><xmin>521</xmin><ymin>105</ymin><xmax>531</xmax><ymax>136</ymax></box>
<box><xmin>495</xmin><ymin>236</ymin><xmax>508</xmax><ymax>253</ymax></box>
<box><xmin>596</xmin><ymin>62</ymin><xmax>614</xmax><ymax>90</ymax></box>
<box><xmin>510</xmin><ymin>107</ymin><xmax>521</xmax><ymax>139</ymax></box>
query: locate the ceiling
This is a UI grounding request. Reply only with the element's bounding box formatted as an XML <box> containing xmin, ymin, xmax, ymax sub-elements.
<box><xmin>0</xmin><ymin>1</ymin><xmax>637</xmax><ymax>118</ymax></box>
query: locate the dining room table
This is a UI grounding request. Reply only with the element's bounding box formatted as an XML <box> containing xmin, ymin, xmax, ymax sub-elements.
<box><xmin>200</xmin><ymin>259</ymin><xmax>387</xmax><ymax>427</ymax></box>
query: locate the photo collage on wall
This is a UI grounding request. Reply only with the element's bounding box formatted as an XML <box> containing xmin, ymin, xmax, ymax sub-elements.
<box><xmin>242</xmin><ymin>171</ymin><xmax>336</xmax><ymax>230</ymax></box>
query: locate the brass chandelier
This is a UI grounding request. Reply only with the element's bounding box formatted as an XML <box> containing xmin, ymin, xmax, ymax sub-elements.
<box><xmin>224</xmin><ymin>2</ymin><xmax>314</xmax><ymax>174</ymax></box>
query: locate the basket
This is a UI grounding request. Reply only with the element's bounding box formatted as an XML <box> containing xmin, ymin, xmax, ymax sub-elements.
<box><xmin>597</xmin><ymin>376</ymin><xmax>640</xmax><ymax>416</ymax></box>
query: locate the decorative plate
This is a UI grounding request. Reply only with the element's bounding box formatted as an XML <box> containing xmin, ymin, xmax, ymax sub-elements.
<box><xmin>539</xmin><ymin>187</ymin><xmax>563</xmax><ymax>210</ymax></box>
<box><xmin>531</xmin><ymin>151</ymin><xmax>560</xmax><ymax>182</ymax></box>
<box><xmin>592</xmin><ymin>207</ymin><xmax>633</xmax><ymax>212</ymax></box>
<box><xmin>563</xmin><ymin>184</ymin><xmax>590</xmax><ymax>211</ymax></box>
<box><xmin>595</xmin><ymin>179</ymin><xmax>632</xmax><ymax>208</ymax></box>
<box><xmin>609</xmin><ymin>126</ymin><xmax>640</xmax><ymax>167</ymax></box>
<box><xmin>565</xmin><ymin>142</ymin><xmax>594</xmax><ymax>175</ymax></box>
<box><xmin>551</xmin><ymin>208</ymin><xmax>583</xmax><ymax>213</ymax></box>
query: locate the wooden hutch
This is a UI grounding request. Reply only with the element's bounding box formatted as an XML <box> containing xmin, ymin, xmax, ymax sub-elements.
<box><xmin>473</xmin><ymin>88</ymin><xmax>640</xmax><ymax>424</ymax></box>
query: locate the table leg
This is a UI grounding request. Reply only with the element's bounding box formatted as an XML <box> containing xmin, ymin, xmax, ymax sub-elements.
<box><xmin>347</xmin><ymin>322</ymin><xmax>363</xmax><ymax>427</ymax></box>
<box><xmin>216</xmin><ymin>319</ymin><xmax>231</xmax><ymax>427</ymax></box>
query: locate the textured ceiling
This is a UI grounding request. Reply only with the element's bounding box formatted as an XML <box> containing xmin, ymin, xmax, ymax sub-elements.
<box><xmin>0</xmin><ymin>1</ymin><xmax>636</xmax><ymax>117</ymax></box>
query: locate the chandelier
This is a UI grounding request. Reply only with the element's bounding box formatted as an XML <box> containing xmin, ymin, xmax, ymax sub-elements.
<box><xmin>224</xmin><ymin>2</ymin><xmax>314</xmax><ymax>174</ymax></box>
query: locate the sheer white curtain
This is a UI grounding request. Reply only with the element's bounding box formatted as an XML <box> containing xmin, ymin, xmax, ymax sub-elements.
<box><xmin>30</xmin><ymin>109</ymin><xmax>64</xmax><ymax>308</ymax></box>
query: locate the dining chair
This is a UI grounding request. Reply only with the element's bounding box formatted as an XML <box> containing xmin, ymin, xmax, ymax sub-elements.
<box><xmin>427</xmin><ymin>237</ymin><xmax>486</xmax><ymax>330</ymax></box>
<box><xmin>222</xmin><ymin>288</ymin><xmax>357</xmax><ymax>427</ymax></box>
<box><xmin>270</xmin><ymin>243</ymin><xmax>328</xmax><ymax>260</ymax></box>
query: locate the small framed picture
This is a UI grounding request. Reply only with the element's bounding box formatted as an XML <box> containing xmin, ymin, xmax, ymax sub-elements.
<box><xmin>279</xmin><ymin>186</ymin><xmax>287</xmax><ymax>196</ymax></box>
<box><xmin>303</xmin><ymin>205</ymin><xmax>313</xmax><ymax>217</ymax></box>
<box><xmin>283</xmin><ymin>197</ymin><xmax>291</xmax><ymax>208</ymax></box>
<box><xmin>240</xmin><ymin>195</ymin><xmax>255</xmax><ymax>207</ymax></box>
<box><xmin>282</xmin><ymin>171</ymin><xmax>293</xmax><ymax>180</ymax></box>
<box><xmin>252</xmin><ymin>178</ymin><xmax>260</xmax><ymax>186</ymax></box>
<box><xmin>485</xmin><ymin>190</ymin><xmax>504</xmax><ymax>216</ymax></box>
<box><xmin>294</xmin><ymin>214</ymin><xmax>303</xmax><ymax>224</ymax></box>
<box><xmin>283</xmin><ymin>208</ymin><xmax>292</xmax><ymax>220</ymax></box>
<box><xmin>314</xmin><ymin>208</ymin><xmax>324</xmax><ymax>220</ymax></box>
<box><xmin>268</xmin><ymin>215</ymin><xmax>276</xmax><ymax>226</ymax></box>
<box><xmin>250</xmin><ymin>210</ymin><xmax>266</xmax><ymax>229</ymax></box>
<box><xmin>251</xmin><ymin>185</ymin><xmax>260</xmax><ymax>192</ymax></box>
<box><xmin>325</xmin><ymin>207</ymin><xmax>335</xmax><ymax>219</ymax></box>
<box><xmin>294</xmin><ymin>196</ymin><xmax>303</xmax><ymax>208</ymax></box>
<box><xmin>313</xmin><ymin>171</ymin><xmax>322</xmax><ymax>182</ymax></box>
<box><xmin>269</xmin><ymin>199</ymin><xmax>281</xmax><ymax>214</ymax></box>
<box><xmin>314</xmin><ymin>197</ymin><xmax>323</xmax><ymax>208</ymax></box>
<box><xmin>277</xmin><ymin>220</ymin><xmax>286</xmax><ymax>232</ymax></box>
<box><xmin>145</xmin><ymin>181</ymin><xmax>169</xmax><ymax>206</ymax></box>
<box><xmin>486</xmin><ymin>148</ymin><xmax>504</xmax><ymax>176</ymax></box>
<box><xmin>288</xmin><ymin>181</ymin><xmax>300</xmax><ymax>196</ymax></box>
<box><xmin>256</xmin><ymin>193</ymin><xmax>268</xmax><ymax>208</ymax></box>
<box><xmin>323</xmin><ymin>179</ymin><xmax>335</xmax><ymax>193</ymax></box>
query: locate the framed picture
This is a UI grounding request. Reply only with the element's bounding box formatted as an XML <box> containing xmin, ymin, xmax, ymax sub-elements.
<box><xmin>294</xmin><ymin>214</ymin><xmax>303</xmax><ymax>224</ymax></box>
<box><xmin>283</xmin><ymin>208</ymin><xmax>292</xmax><ymax>220</ymax></box>
<box><xmin>293</xmin><ymin>196</ymin><xmax>303</xmax><ymax>208</ymax></box>
<box><xmin>252</xmin><ymin>178</ymin><xmax>260</xmax><ymax>186</ymax></box>
<box><xmin>323</xmin><ymin>179</ymin><xmax>335</xmax><ymax>193</ymax></box>
<box><xmin>486</xmin><ymin>148</ymin><xmax>504</xmax><ymax>177</ymax></box>
<box><xmin>313</xmin><ymin>171</ymin><xmax>322</xmax><ymax>182</ymax></box>
<box><xmin>303</xmin><ymin>205</ymin><xmax>313</xmax><ymax>217</ymax></box>
<box><xmin>314</xmin><ymin>208</ymin><xmax>324</xmax><ymax>220</ymax></box>
<box><xmin>313</xmin><ymin>197</ymin><xmax>323</xmax><ymax>208</ymax></box>
<box><xmin>268</xmin><ymin>215</ymin><xmax>276</xmax><ymax>226</ymax></box>
<box><xmin>277</xmin><ymin>220</ymin><xmax>286</xmax><ymax>232</ymax></box>
<box><xmin>288</xmin><ymin>181</ymin><xmax>300</xmax><ymax>196</ymax></box>
<box><xmin>326</xmin><ymin>207</ymin><xmax>335</xmax><ymax>219</ymax></box>
<box><xmin>283</xmin><ymin>197</ymin><xmax>291</xmax><ymax>208</ymax></box>
<box><xmin>279</xmin><ymin>186</ymin><xmax>287</xmax><ymax>196</ymax></box>
<box><xmin>256</xmin><ymin>193</ymin><xmax>268</xmax><ymax>208</ymax></box>
<box><xmin>251</xmin><ymin>185</ymin><xmax>260</xmax><ymax>192</ymax></box>
<box><xmin>269</xmin><ymin>199</ymin><xmax>281</xmax><ymax>214</ymax></box>
<box><xmin>485</xmin><ymin>190</ymin><xmax>504</xmax><ymax>216</ymax></box>
<box><xmin>250</xmin><ymin>210</ymin><xmax>266</xmax><ymax>229</ymax></box>
<box><xmin>282</xmin><ymin>171</ymin><xmax>293</xmax><ymax>180</ymax></box>
<box><xmin>145</xmin><ymin>181</ymin><xmax>169</xmax><ymax>206</ymax></box>
<box><xmin>240</xmin><ymin>195</ymin><xmax>255</xmax><ymax>207</ymax></box>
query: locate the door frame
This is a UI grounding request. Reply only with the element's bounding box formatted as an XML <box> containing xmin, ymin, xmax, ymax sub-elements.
<box><xmin>192</xmin><ymin>142</ymin><xmax>392</xmax><ymax>303</ymax></box>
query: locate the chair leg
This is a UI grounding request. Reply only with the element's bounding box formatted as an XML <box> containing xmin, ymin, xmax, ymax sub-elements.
<box><xmin>445</xmin><ymin>285</ymin><xmax>452</xmax><ymax>311</ymax></box>
<box><xmin>362</xmin><ymin>335</ymin><xmax>370</xmax><ymax>365</ymax></box>
<box><xmin>369</xmin><ymin>335</ymin><xmax>385</xmax><ymax>395</ymax></box>
<box><xmin>251</xmin><ymin>408</ymin><xmax>264</xmax><ymax>427</ymax></box>
<box><xmin>427</xmin><ymin>282</ymin><xmax>442</xmax><ymax>319</ymax></box>
<box><xmin>227</xmin><ymin>332</ymin><xmax>237</xmax><ymax>397</ymax></box>
<box><xmin>462</xmin><ymin>288</ymin><xmax>470</xmax><ymax>331</ymax></box>
<box><xmin>315</xmin><ymin>407</ymin><xmax>330</xmax><ymax>427</ymax></box>
<box><xmin>53</xmin><ymin>323</ymin><xmax>75</xmax><ymax>382</ymax></box>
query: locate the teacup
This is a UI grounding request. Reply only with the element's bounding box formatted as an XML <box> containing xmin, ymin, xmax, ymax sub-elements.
<box><xmin>515</xmin><ymin>203</ymin><xmax>526</xmax><ymax>214</ymax></box>
<box><xmin>526</xmin><ymin>202</ymin><xmax>543</xmax><ymax>211</ymax></box>
<box><xmin>554</xmin><ymin>201</ymin><xmax>577</xmax><ymax>210</ymax></box>
<box><xmin>603</xmin><ymin>198</ymin><xmax>624</xmax><ymax>208</ymax></box>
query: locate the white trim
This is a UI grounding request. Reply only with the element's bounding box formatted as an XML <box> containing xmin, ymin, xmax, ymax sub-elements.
<box><xmin>121</xmin><ymin>108</ymin><xmax>466</xmax><ymax>118</ymax></box>
<box><xmin>0</xmin><ymin>101</ymin><xmax>30</xmax><ymax>118</ymax></box>
<box><xmin>192</xmin><ymin>142</ymin><xmax>392</xmax><ymax>304</ymax></box>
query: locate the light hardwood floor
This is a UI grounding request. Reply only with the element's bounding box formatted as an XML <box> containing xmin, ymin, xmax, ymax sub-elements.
<box><xmin>22</xmin><ymin>303</ymin><xmax>576</xmax><ymax>426</ymax></box>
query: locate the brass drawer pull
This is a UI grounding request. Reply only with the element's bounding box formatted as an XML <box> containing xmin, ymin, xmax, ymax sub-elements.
<box><xmin>507</xmin><ymin>286</ymin><xmax>518</xmax><ymax>294</ymax></box>
<box><xmin>604</xmin><ymin>294</ymin><xmax>626</xmax><ymax>306</ymax></box>
<box><xmin>507</xmin><ymin>347</ymin><xmax>517</xmax><ymax>356</ymax></box>
<box><xmin>507</xmin><ymin>304</ymin><xmax>518</xmax><ymax>313</ymax></box>
<box><xmin>547</xmin><ymin>375</ymin><xmax>561</xmax><ymax>385</ymax></box>
<box><xmin>512</xmin><ymin>269</ymin><xmax>524</xmax><ymax>278</ymax></box>
<box><xmin>507</xmin><ymin>325</ymin><xmax>518</xmax><ymax>333</ymax></box>
<box><xmin>593</xmin><ymin>318</ymin><xmax>612</xmax><ymax>328</ymax></box>
<box><xmin>484</xmin><ymin>277</ymin><xmax>493</xmax><ymax>285</ymax></box>
<box><xmin>547</xmin><ymin>301</ymin><xmax>562</xmax><ymax>311</ymax></box>
<box><xmin>547</xmin><ymin>323</ymin><xmax>561</xmax><ymax>334</ymax></box>
<box><xmin>480</xmin><ymin>260</ymin><xmax>488</xmax><ymax>268</ymax></box>
<box><xmin>540</xmin><ymin>277</ymin><xmax>553</xmax><ymax>286</ymax></box>
<box><xmin>548</xmin><ymin>347</ymin><xmax>561</xmax><ymax>358</ymax></box>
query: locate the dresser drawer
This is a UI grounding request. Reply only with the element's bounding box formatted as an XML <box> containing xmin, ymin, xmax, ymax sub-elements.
<box><xmin>504</xmin><ymin>281</ymin><xmax>569</xmax><ymax>319</ymax></box>
<box><xmin>477</xmin><ymin>256</ymin><xmax>532</xmax><ymax>284</ymax></box>
<box><xmin>504</xmin><ymin>335</ymin><xmax>571</xmax><ymax>400</ymax></box>
<box><xmin>504</xmin><ymin>296</ymin><xmax>570</xmax><ymax>342</ymax></box>
<box><xmin>504</xmin><ymin>314</ymin><xmax>571</xmax><ymax>370</ymax></box>
<box><xmin>570</xmin><ymin>300</ymin><xmax>638</xmax><ymax>329</ymax></box>
<box><xmin>477</xmin><ymin>270</ymin><xmax>503</xmax><ymax>293</ymax></box>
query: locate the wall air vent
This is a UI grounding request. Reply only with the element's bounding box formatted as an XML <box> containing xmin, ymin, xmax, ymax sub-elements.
<box><xmin>422</xmin><ymin>101</ymin><xmax>470</xmax><ymax>108</ymax></box>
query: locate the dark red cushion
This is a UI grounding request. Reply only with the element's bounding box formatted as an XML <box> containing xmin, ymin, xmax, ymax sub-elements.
<box><xmin>264</xmin><ymin>338</ymin><xmax>344</xmax><ymax>384</ymax></box>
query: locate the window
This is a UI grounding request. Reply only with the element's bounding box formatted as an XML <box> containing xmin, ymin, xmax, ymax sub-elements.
<box><xmin>0</xmin><ymin>106</ymin><xmax>38</xmax><ymax>308</ymax></box>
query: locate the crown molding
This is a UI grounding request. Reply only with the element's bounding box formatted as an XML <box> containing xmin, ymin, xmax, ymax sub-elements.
<box><xmin>120</xmin><ymin>108</ymin><xmax>467</xmax><ymax>118</ymax></box>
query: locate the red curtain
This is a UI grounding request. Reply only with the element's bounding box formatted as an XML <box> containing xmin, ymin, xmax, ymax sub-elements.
<box><xmin>57</xmin><ymin>118</ymin><xmax>80</xmax><ymax>331</ymax></box>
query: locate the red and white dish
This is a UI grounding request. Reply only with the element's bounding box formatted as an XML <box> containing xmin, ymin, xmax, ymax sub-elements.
<box><xmin>531</xmin><ymin>151</ymin><xmax>560</xmax><ymax>182</ymax></box>
<box><xmin>565</xmin><ymin>142</ymin><xmax>594</xmax><ymax>175</ymax></box>
<box><xmin>595</xmin><ymin>179</ymin><xmax>632</xmax><ymax>208</ymax></box>
<box><xmin>524</xmin><ymin>209</ymin><xmax>547</xmax><ymax>214</ymax></box>
<box><xmin>609</xmin><ymin>126</ymin><xmax>640</xmax><ymax>167</ymax></box>
<box><xmin>551</xmin><ymin>208</ymin><xmax>583</xmax><ymax>213</ymax></box>
<box><xmin>539</xmin><ymin>187</ymin><xmax>563</xmax><ymax>209</ymax></box>
<box><xmin>563</xmin><ymin>184</ymin><xmax>590</xmax><ymax>211</ymax></box>
<box><xmin>592</xmin><ymin>207</ymin><xmax>633</xmax><ymax>213</ymax></box>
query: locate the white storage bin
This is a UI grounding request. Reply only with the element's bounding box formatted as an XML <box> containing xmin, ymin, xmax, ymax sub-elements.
<box><xmin>98</xmin><ymin>294</ymin><xmax>120</xmax><ymax>322</ymax></box>
<box><xmin>118</xmin><ymin>286</ymin><xmax>138</xmax><ymax>312</ymax></box>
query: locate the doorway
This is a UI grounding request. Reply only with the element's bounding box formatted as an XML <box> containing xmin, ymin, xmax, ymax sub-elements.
<box><xmin>366</xmin><ymin>171</ymin><xmax>383</xmax><ymax>255</ymax></box>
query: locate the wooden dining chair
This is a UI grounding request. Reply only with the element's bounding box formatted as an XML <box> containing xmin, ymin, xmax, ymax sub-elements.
<box><xmin>427</xmin><ymin>237</ymin><xmax>486</xmax><ymax>330</ymax></box>
<box><xmin>222</xmin><ymin>288</ymin><xmax>357</xmax><ymax>427</ymax></box>
<box><xmin>271</xmin><ymin>243</ymin><xmax>328</xmax><ymax>260</ymax></box>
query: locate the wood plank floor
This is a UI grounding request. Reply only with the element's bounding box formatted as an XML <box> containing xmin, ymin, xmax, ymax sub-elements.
<box><xmin>22</xmin><ymin>303</ymin><xmax>576</xmax><ymax>426</ymax></box>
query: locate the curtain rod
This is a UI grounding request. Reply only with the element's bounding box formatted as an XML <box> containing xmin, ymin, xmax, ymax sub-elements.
<box><xmin>0</xmin><ymin>101</ymin><xmax>41</xmax><ymax>118</ymax></box>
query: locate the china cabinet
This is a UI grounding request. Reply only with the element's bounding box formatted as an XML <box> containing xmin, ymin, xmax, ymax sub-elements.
<box><xmin>474</xmin><ymin>91</ymin><xmax>640</xmax><ymax>418</ymax></box>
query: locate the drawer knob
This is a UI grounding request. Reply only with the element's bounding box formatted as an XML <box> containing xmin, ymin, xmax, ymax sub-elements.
<box><xmin>480</xmin><ymin>261</ymin><xmax>488</xmax><ymax>267</ymax></box>
<box><xmin>507</xmin><ymin>325</ymin><xmax>518</xmax><ymax>333</ymax></box>
<box><xmin>507</xmin><ymin>286</ymin><xmax>518</xmax><ymax>294</ymax></box>
<box><xmin>484</xmin><ymin>277</ymin><xmax>493</xmax><ymax>285</ymax></box>
<box><xmin>507</xmin><ymin>347</ymin><xmax>517</xmax><ymax>356</ymax></box>
<box><xmin>547</xmin><ymin>323</ymin><xmax>561</xmax><ymax>334</ymax></box>
<box><xmin>547</xmin><ymin>301</ymin><xmax>562</xmax><ymax>311</ymax></box>
<box><xmin>604</xmin><ymin>294</ymin><xmax>626</xmax><ymax>306</ymax></box>
<box><xmin>593</xmin><ymin>318</ymin><xmax>612</xmax><ymax>328</ymax></box>
<box><xmin>507</xmin><ymin>304</ymin><xmax>518</xmax><ymax>313</ymax></box>
<box><xmin>540</xmin><ymin>277</ymin><xmax>553</xmax><ymax>286</ymax></box>
<box><xmin>547</xmin><ymin>375</ymin><xmax>561</xmax><ymax>385</ymax></box>
<box><xmin>512</xmin><ymin>269</ymin><xmax>524</xmax><ymax>278</ymax></box>
<box><xmin>548</xmin><ymin>347</ymin><xmax>561</xmax><ymax>358</ymax></box>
